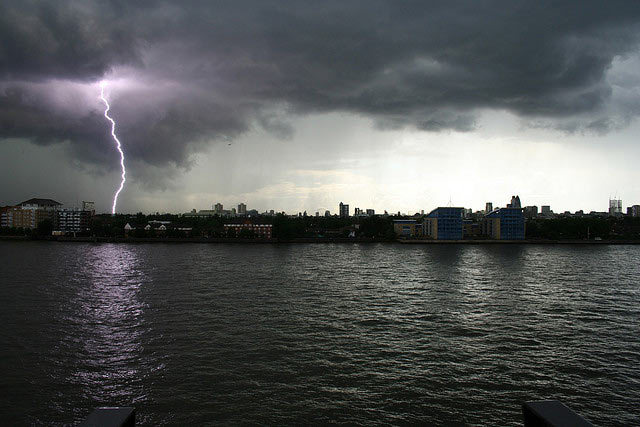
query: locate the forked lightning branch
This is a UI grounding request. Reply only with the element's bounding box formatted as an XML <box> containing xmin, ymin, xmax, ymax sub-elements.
<box><xmin>99</xmin><ymin>82</ymin><xmax>126</xmax><ymax>214</ymax></box>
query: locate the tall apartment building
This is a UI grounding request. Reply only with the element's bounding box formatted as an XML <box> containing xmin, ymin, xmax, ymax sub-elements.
<box><xmin>238</xmin><ymin>203</ymin><xmax>247</xmax><ymax>215</ymax></box>
<box><xmin>214</xmin><ymin>203</ymin><xmax>223</xmax><ymax>214</ymax></box>
<box><xmin>485</xmin><ymin>202</ymin><xmax>493</xmax><ymax>213</ymax></box>
<box><xmin>339</xmin><ymin>202</ymin><xmax>349</xmax><ymax>218</ymax></box>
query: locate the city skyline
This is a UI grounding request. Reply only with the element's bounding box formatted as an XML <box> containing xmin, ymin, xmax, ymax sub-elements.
<box><xmin>1</xmin><ymin>2</ymin><xmax>639</xmax><ymax>215</ymax></box>
<box><xmin>2</xmin><ymin>193</ymin><xmax>637</xmax><ymax>218</ymax></box>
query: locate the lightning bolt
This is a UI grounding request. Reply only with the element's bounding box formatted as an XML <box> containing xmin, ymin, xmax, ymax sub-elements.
<box><xmin>99</xmin><ymin>82</ymin><xmax>126</xmax><ymax>214</ymax></box>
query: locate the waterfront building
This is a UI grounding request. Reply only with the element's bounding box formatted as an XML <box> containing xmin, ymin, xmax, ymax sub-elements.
<box><xmin>424</xmin><ymin>207</ymin><xmax>464</xmax><ymax>240</ymax></box>
<box><xmin>483</xmin><ymin>205</ymin><xmax>525</xmax><ymax>240</ymax></box>
<box><xmin>10</xmin><ymin>208</ymin><xmax>54</xmax><ymax>229</ymax></box>
<box><xmin>19</xmin><ymin>198</ymin><xmax>62</xmax><ymax>211</ymax></box>
<box><xmin>238</xmin><ymin>203</ymin><xmax>247</xmax><ymax>215</ymax></box>
<box><xmin>124</xmin><ymin>223</ymin><xmax>134</xmax><ymax>236</ymax></box>
<box><xmin>223</xmin><ymin>223</ymin><xmax>273</xmax><ymax>239</ymax></box>
<box><xmin>393</xmin><ymin>219</ymin><xmax>423</xmax><ymax>237</ymax></box>
<box><xmin>54</xmin><ymin>209</ymin><xmax>92</xmax><ymax>234</ymax></box>
<box><xmin>339</xmin><ymin>202</ymin><xmax>349</xmax><ymax>218</ymax></box>
<box><xmin>463</xmin><ymin>220</ymin><xmax>481</xmax><ymax>238</ymax></box>
<box><xmin>0</xmin><ymin>206</ymin><xmax>12</xmax><ymax>227</ymax></box>
<box><xmin>5</xmin><ymin>198</ymin><xmax>62</xmax><ymax>229</ymax></box>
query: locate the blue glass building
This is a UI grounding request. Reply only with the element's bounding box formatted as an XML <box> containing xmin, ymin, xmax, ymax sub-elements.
<box><xmin>484</xmin><ymin>207</ymin><xmax>525</xmax><ymax>240</ymax></box>
<box><xmin>425</xmin><ymin>207</ymin><xmax>463</xmax><ymax>240</ymax></box>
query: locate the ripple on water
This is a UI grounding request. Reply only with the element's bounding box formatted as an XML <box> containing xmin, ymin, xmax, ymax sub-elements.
<box><xmin>0</xmin><ymin>242</ymin><xmax>639</xmax><ymax>425</ymax></box>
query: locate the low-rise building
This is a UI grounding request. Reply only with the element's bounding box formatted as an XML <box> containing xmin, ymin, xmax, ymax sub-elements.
<box><xmin>393</xmin><ymin>219</ymin><xmax>423</xmax><ymax>237</ymax></box>
<box><xmin>223</xmin><ymin>223</ymin><xmax>273</xmax><ymax>238</ymax></box>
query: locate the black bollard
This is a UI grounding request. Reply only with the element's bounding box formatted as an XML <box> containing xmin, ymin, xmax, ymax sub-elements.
<box><xmin>79</xmin><ymin>407</ymin><xmax>135</xmax><ymax>427</ymax></box>
<box><xmin>522</xmin><ymin>400</ymin><xmax>593</xmax><ymax>427</ymax></box>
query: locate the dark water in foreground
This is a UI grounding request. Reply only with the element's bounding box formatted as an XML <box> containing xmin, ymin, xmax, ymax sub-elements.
<box><xmin>1</xmin><ymin>242</ymin><xmax>639</xmax><ymax>425</ymax></box>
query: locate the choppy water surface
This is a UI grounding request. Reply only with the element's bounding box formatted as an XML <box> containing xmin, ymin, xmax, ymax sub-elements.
<box><xmin>0</xmin><ymin>242</ymin><xmax>639</xmax><ymax>425</ymax></box>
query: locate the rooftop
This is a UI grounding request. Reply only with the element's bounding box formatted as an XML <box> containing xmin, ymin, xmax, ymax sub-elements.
<box><xmin>19</xmin><ymin>198</ymin><xmax>62</xmax><ymax>206</ymax></box>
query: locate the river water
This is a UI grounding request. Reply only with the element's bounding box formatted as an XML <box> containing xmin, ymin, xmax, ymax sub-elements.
<box><xmin>0</xmin><ymin>242</ymin><xmax>638</xmax><ymax>425</ymax></box>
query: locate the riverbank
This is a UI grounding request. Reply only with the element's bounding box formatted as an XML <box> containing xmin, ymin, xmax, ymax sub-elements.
<box><xmin>397</xmin><ymin>238</ymin><xmax>640</xmax><ymax>244</ymax></box>
<box><xmin>2</xmin><ymin>235</ymin><xmax>640</xmax><ymax>244</ymax></box>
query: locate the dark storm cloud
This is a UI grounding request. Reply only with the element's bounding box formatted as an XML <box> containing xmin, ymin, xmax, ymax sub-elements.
<box><xmin>1</xmin><ymin>0</ymin><xmax>640</xmax><ymax>179</ymax></box>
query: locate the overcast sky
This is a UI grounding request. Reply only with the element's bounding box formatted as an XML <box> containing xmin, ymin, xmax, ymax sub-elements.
<box><xmin>1</xmin><ymin>1</ymin><xmax>640</xmax><ymax>214</ymax></box>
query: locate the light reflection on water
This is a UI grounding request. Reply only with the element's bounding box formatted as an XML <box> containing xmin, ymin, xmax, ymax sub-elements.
<box><xmin>51</xmin><ymin>244</ymin><xmax>159</xmax><ymax>423</ymax></box>
<box><xmin>71</xmin><ymin>245</ymin><xmax>147</xmax><ymax>397</ymax></box>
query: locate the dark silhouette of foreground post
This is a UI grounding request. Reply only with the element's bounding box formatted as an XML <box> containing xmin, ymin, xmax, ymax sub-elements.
<box><xmin>523</xmin><ymin>400</ymin><xmax>593</xmax><ymax>426</ymax></box>
<box><xmin>78</xmin><ymin>401</ymin><xmax>594</xmax><ymax>425</ymax></box>
<box><xmin>79</xmin><ymin>407</ymin><xmax>135</xmax><ymax>427</ymax></box>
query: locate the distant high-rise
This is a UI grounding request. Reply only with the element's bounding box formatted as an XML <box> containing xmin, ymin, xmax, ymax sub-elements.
<box><xmin>214</xmin><ymin>203</ymin><xmax>223</xmax><ymax>214</ymax></box>
<box><xmin>485</xmin><ymin>202</ymin><xmax>493</xmax><ymax>213</ymax></box>
<box><xmin>609</xmin><ymin>198</ymin><xmax>622</xmax><ymax>216</ymax></box>
<box><xmin>238</xmin><ymin>203</ymin><xmax>247</xmax><ymax>215</ymax></box>
<box><xmin>366</xmin><ymin>209</ymin><xmax>375</xmax><ymax>216</ymax></box>
<box><xmin>324</xmin><ymin>210</ymin><xmax>331</xmax><ymax>217</ymax></box>
<box><xmin>508</xmin><ymin>195</ymin><xmax>521</xmax><ymax>208</ymax></box>
<box><xmin>339</xmin><ymin>202</ymin><xmax>349</xmax><ymax>218</ymax></box>
<box><xmin>82</xmin><ymin>201</ymin><xmax>95</xmax><ymax>213</ymax></box>
<box><xmin>628</xmin><ymin>205</ymin><xmax>640</xmax><ymax>217</ymax></box>
<box><xmin>524</xmin><ymin>205</ymin><xmax>538</xmax><ymax>218</ymax></box>
<box><xmin>541</xmin><ymin>205</ymin><xmax>551</xmax><ymax>216</ymax></box>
